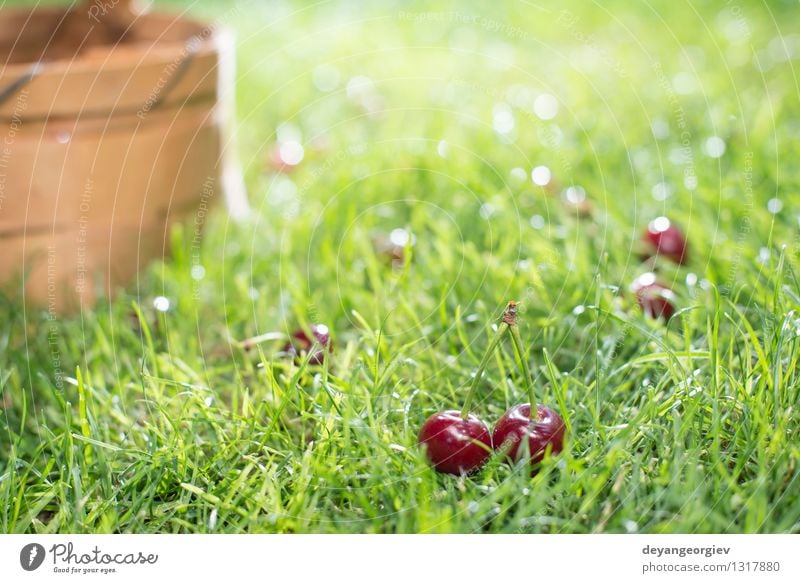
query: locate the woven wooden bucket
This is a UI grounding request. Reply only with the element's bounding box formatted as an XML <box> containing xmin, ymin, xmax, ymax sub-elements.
<box><xmin>0</xmin><ymin>0</ymin><xmax>246</xmax><ymax>312</ymax></box>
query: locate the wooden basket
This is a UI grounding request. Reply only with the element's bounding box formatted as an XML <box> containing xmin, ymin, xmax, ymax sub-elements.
<box><xmin>0</xmin><ymin>0</ymin><xmax>247</xmax><ymax>312</ymax></box>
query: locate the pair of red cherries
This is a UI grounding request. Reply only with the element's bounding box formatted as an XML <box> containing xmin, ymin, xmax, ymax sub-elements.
<box><xmin>632</xmin><ymin>217</ymin><xmax>689</xmax><ymax>321</ymax></box>
<box><xmin>419</xmin><ymin>404</ymin><xmax>565</xmax><ymax>475</ymax></box>
<box><xmin>418</xmin><ymin>302</ymin><xmax>565</xmax><ymax>475</ymax></box>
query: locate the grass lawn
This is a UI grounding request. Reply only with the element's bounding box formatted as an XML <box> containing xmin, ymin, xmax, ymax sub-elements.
<box><xmin>2</xmin><ymin>0</ymin><xmax>800</xmax><ymax>533</ymax></box>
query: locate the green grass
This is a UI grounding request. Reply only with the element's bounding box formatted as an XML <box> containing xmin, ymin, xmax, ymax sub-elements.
<box><xmin>2</xmin><ymin>0</ymin><xmax>800</xmax><ymax>533</ymax></box>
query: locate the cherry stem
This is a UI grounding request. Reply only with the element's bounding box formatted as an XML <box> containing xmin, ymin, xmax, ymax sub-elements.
<box><xmin>460</xmin><ymin>323</ymin><xmax>507</xmax><ymax>419</ymax></box>
<box><xmin>508</xmin><ymin>323</ymin><xmax>536</xmax><ymax>413</ymax></box>
<box><xmin>460</xmin><ymin>302</ymin><xmax>517</xmax><ymax>419</ymax></box>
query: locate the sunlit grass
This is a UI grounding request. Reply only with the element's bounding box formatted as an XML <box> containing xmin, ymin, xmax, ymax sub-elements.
<box><xmin>1</xmin><ymin>0</ymin><xmax>799</xmax><ymax>533</ymax></box>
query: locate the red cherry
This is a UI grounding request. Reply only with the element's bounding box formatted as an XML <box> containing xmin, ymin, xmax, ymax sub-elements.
<box><xmin>643</xmin><ymin>217</ymin><xmax>688</xmax><ymax>264</ymax></box>
<box><xmin>492</xmin><ymin>404</ymin><xmax>565</xmax><ymax>469</ymax></box>
<box><xmin>418</xmin><ymin>410</ymin><xmax>492</xmax><ymax>475</ymax></box>
<box><xmin>372</xmin><ymin>228</ymin><xmax>414</xmax><ymax>268</ymax></box>
<box><xmin>631</xmin><ymin>273</ymin><xmax>677</xmax><ymax>320</ymax></box>
<box><xmin>284</xmin><ymin>324</ymin><xmax>332</xmax><ymax>365</ymax></box>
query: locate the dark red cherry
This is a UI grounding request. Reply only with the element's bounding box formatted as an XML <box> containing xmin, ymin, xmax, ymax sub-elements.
<box><xmin>284</xmin><ymin>324</ymin><xmax>332</xmax><ymax>365</ymax></box>
<box><xmin>631</xmin><ymin>273</ymin><xmax>677</xmax><ymax>320</ymax></box>
<box><xmin>642</xmin><ymin>217</ymin><xmax>688</xmax><ymax>264</ymax></box>
<box><xmin>493</xmin><ymin>404</ymin><xmax>565</xmax><ymax>469</ymax></box>
<box><xmin>373</xmin><ymin>228</ymin><xmax>414</xmax><ymax>268</ymax></box>
<box><xmin>418</xmin><ymin>410</ymin><xmax>492</xmax><ymax>475</ymax></box>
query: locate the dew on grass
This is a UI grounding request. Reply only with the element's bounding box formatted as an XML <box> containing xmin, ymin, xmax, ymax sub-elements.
<box><xmin>510</xmin><ymin>167</ymin><xmax>527</xmax><ymax>182</ymax></box>
<box><xmin>608</xmin><ymin>423</ymin><xmax>630</xmax><ymax>430</ymax></box>
<box><xmin>686</xmin><ymin>273</ymin><xmax>698</xmax><ymax>286</ymax></box>
<box><xmin>493</xmin><ymin>103</ymin><xmax>515</xmax><ymax>134</ymax></box>
<box><xmin>346</xmin><ymin>75</ymin><xmax>375</xmax><ymax>100</ymax></box>
<box><xmin>271</xmin><ymin>176</ymin><xmax>298</xmax><ymax>202</ymax></box>
<box><xmin>767</xmin><ymin>198</ymin><xmax>783</xmax><ymax>214</ymax></box>
<box><xmin>651</xmin><ymin>182</ymin><xmax>673</xmax><ymax>201</ymax></box>
<box><xmin>684</xmin><ymin>174</ymin><xmax>699</xmax><ymax>190</ymax></box>
<box><xmin>205</xmin><ymin>397</ymin><xmax>214</xmax><ymax>407</ymax></box>
<box><xmin>312</xmin><ymin>64</ymin><xmax>340</xmax><ymax>92</ymax></box>
<box><xmin>208</xmin><ymin>509</ymin><xmax>218</xmax><ymax>531</ymax></box>
<box><xmin>564</xmin><ymin>185</ymin><xmax>586</xmax><ymax>204</ymax></box>
<box><xmin>531</xmin><ymin>165</ymin><xmax>552</xmax><ymax>186</ymax></box>
<box><xmin>719</xmin><ymin>9</ymin><xmax>750</xmax><ymax>45</ymax></box>
<box><xmin>768</xmin><ymin>35</ymin><xmax>797</xmax><ymax>63</ymax></box>
<box><xmin>153</xmin><ymin>296</ymin><xmax>170</xmax><ymax>312</ymax></box>
<box><xmin>651</xmin><ymin>117</ymin><xmax>670</xmax><ymax>139</ymax></box>
<box><xmin>56</xmin><ymin>132</ymin><xmax>71</xmax><ymax>144</ymax></box>
<box><xmin>279</xmin><ymin>141</ymin><xmax>304</xmax><ymax>166</ymax></box>
<box><xmin>758</xmin><ymin>247</ymin><xmax>770</xmax><ymax>264</ymax></box>
<box><xmin>479</xmin><ymin>203</ymin><xmax>495</xmax><ymax>219</ymax></box>
<box><xmin>624</xmin><ymin>520</ymin><xmax>639</xmax><ymax>533</ymax></box>
<box><xmin>534</xmin><ymin>93</ymin><xmax>559</xmax><ymax>120</ymax></box>
<box><xmin>467</xmin><ymin>501</ymin><xmax>480</xmax><ymax>514</ymax></box>
<box><xmin>437</xmin><ymin>140</ymin><xmax>448</xmax><ymax>158</ymax></box>
<box><xmin>573</xmin><ymin>305</ymin><xmax>586</xmax><ymax>315</ymax></box>
<box><xmin>248</xmin><ymin>287</ymin><xmax>259</xmax><ymax>300</ymax></box>
<box><xmin>191</xmin><ymin>265</ymin><xmax>206</xmax><ymax>280</ymax></box>
<box><xmin>704</xmin><ymin>136</ymin><xmax>726</xmax><ymax>158</ymax></box>
<box><xmin>530</xmin><ymin>214</ymin><xmax>545</xmax><ymax>229</ymax></box>
<box><xmin>389</xmin><ymin>228</ymin><xmax>415</xmax><ymax>247</ymax></box>
<box><xmin>632</xmin><ymin>149</ymin><xmax>651</xmax><ymax>171</ymax></box>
